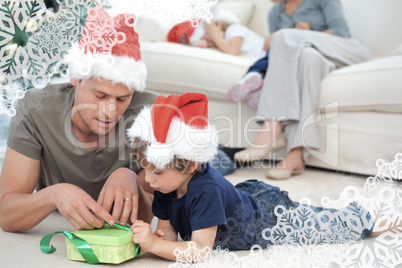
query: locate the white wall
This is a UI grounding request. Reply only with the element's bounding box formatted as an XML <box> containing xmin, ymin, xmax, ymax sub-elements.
<box><xmin>340</xmin><ymin>0</ymin><xmax>402</xmax><ymax>57</ymax></box>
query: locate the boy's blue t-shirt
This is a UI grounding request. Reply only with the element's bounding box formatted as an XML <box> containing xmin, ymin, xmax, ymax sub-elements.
<box><xmin>152</xmin><ymin>163</ymin><xmax>273</xmax><ymax>250</ymax></box>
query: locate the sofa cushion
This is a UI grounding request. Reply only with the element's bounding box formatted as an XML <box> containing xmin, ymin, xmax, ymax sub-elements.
<box><xmin>213</xmin><ymin>1</ymin><xmax>254</xmax><ymax>26</ymax></box>
<box><xmin>141</xmin><ymin>42</ymin><xmax>255</xmax><ymax>100</ymax></box>
<box><xmin>319</xmin><ymin>55</ymin><xmax>402</xmax><ymax>113</ymax></box>
<box><xmin>392</xmin><ymin>43</ymin><xmax>402</xmax><ymax>56</ymax></box>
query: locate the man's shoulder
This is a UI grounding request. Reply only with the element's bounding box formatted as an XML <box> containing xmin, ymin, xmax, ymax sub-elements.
<box><xmin>124</xmin><ymin>90</ymin><xmax>157</xmax><ymax>117</ymax></box>
<box><xmin>127</xmin><ymin>90</ymin><xmax>157</xmax><ymax>108</ymax></box>
<box><xmin>17</xmin><ymin>83</ymin><xmax>75</xmax><ymax>118</ymax></box>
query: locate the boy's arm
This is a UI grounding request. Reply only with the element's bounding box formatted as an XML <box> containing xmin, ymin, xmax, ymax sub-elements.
<box><xmin>155</xmin><ymin>219</ymin><xmax>178</xmax><ymax>241</ymax></box>
<box><xmin>204</xmin><ymin>22</ymin><xmax>242</xmax><ymax>55</ymax></box>
<box><xmin>132</xmin><ymin>220</ymin><xmax>217</xmax><ymax>262</ymax></box>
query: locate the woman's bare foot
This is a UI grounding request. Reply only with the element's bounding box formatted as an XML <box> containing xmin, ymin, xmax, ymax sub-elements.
<box><xmin>246</xmin><ymin>120</ymin><xmax>283</xmax><ymax>149</ymax></box>
<box><xmin>276</xmin><ymin>147</ymin><xmax>304</xmax><ymax>171</ymax></box>
<box><xmin>265</xmin><ymin>147</ymin><xmax>304</xmax><ymax>180</ymax></box>
<box><xmin>234</xmin><ymin>120</ymin><xmax>286</xmax><ymax>162</ymax></box>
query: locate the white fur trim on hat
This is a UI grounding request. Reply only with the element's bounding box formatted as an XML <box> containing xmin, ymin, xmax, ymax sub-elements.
<box><xmin>127</xmin><ymin>106</ymin><xmax>218</xmax><ymax>169</ymax></box>
<box><xmin>68</xmin><ymin>44</ymin><xmax>147</xmax><ymax>92</ymax></box>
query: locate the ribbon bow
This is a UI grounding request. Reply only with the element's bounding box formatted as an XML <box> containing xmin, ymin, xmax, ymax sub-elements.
<box><xmin>40</xmin><ymin>223</ymin><xmax>141</xmax><ymax>264</ymax></box>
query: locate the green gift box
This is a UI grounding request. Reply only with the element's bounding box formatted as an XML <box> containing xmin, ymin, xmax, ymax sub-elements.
<box><xmin>66</xmin><ymin>225</ymin><xmax>141</xmax><ymax>264</ymax></box>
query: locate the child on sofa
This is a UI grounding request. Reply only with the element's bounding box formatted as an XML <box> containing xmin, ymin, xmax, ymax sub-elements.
<box><xmin>228</xmin><ymin>0</ymin><xmax>354</xmax><ymax>110</ymax></box>
<box><xmin>190</xmin><ymin>10</ymin><xmax>266</xmax><ymax>59</ymax></box>
<box><xmin>127</xmin><ymin>93</ymin><xmax>376</xmax><ymax>261</ymax></box>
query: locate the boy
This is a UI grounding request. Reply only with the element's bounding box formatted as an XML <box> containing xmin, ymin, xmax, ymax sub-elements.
<box><xmin>127</xmin><ymin>93</ymin><xmax>374</xmax><ymax>261</ymax></box>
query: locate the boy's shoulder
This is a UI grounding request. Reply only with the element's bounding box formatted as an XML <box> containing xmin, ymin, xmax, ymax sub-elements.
<box><xmin>188</xmin><ymin>163</ymin><xmax>231</xmax><ymax>191</ymax></box>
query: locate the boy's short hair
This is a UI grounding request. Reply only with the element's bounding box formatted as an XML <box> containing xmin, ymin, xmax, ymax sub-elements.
<box><xmin>131</xmin><ymin>137</ymin><xmax>202</xmax><ymax>173</ymax></box>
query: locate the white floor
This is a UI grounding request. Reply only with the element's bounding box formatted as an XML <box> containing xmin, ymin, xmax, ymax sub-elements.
<box><xmin>2</xmin><ymin>164</ymin><xmax>401</xmax><ymax>267</ymax></box>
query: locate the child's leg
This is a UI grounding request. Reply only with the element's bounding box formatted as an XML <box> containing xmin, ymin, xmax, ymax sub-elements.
<box><xmin>246</xmin><ymin>50</ymin><xmax>269</xmax><ymax>78</ymax></box>
<box><xmin>235</xmin><ymin>179</ymin><xmax>296</xmax><ymax>226</ymax></box>
<box><xmin>236</xmin><ymin>180</ymin><xmax>375</xmax><ymax>242</ymax></box>
<box><xmin>308</xmin><ymin>201</ymin><xmax>374</xmax><ymax>241</ymax></box>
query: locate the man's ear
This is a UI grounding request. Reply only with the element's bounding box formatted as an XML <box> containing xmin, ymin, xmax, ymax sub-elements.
<box><xmin>70</xmin><ymin>78</ymin><xmax>78</xmax><ymax>87</ymax></box>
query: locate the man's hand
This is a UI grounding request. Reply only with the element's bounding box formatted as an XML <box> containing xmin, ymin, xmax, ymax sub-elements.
<box><xmin>53</xmin><ymin>183</ymin><xmax>114</xmax><ymax>230</ymax></box>
<box><xmin>295</xmin><ymin>21</ymin><xmax>311</xmax><ymax>30</ymax></box>
<box><xmin>97</xmin><ymin>168</ymin><xmax>138</xmax><ymax>225</ymax></box>
<box><xmin>132</xmin><ymin>220</ymin><xmax>156</xmax><ymax>252</ymax></box>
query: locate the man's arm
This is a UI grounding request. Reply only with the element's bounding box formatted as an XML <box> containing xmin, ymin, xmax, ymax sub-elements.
<box><xmin>0</xmin><ymin>147</ymin><xmax>114</xmax><ymax>232</ymax></box>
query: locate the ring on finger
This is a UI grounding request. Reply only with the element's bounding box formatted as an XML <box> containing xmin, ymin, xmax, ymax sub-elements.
<box><xmin>124</xmin><ymin>198</ymin><xmax>132</xmax><ymax>202</ymax></box>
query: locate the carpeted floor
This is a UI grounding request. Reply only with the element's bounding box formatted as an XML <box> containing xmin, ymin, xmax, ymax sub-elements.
<box><xmin>3</xmin><ymin>163</ymin><xmax>401</xmax><ymax>267</ymax></box>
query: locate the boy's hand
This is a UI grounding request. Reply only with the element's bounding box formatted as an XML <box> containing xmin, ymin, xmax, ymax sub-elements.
<box><xmin>153</xmin><ymin>229</ymin><xmax>165</xmax><ymax>240</ymax></box>
<box><xmin>132</xmin><ymin>220</ymin><xmax>156</xmax><ymax>252</ymax></box>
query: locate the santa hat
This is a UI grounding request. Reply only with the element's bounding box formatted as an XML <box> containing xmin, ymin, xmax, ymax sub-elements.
<box><xmin>68</xmin><ymin>5</ymin><xmax>147</xmax><ymax>92</ymax></box>
<box><xmin>127</xmin><ymin>93</ymin><xmax>218</xmax><ymax>169</ymax></box>
<box><xmin>167</xmin><ymin>19</ymin><xmax>201</xmax><ymax>44</ymax></box>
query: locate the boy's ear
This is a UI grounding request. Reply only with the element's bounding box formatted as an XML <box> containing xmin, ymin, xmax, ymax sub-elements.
<box><xmin>188</xmin><ymin>162</ymin><xmax>199</xmax><ymax>174</ymax></box>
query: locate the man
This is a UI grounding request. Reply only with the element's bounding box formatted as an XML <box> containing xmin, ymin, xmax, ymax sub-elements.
<box><xmin>0</xmin><ymin>6</ymin><xmax>155</xmax><ymax>232</ymax></box>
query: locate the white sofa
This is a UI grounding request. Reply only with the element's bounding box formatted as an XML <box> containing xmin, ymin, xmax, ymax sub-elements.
<box><xmin>136</xmin><ymin>0</ymin><xmax>402</xmax><ymax>175</ymax></box>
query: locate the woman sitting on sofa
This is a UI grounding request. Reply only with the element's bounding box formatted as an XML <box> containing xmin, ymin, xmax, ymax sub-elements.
<box><xmin>227</xmin><ymin>0</ymin><xmax>358</xmax><ymax>109</ymax></box>
<box><xmin>233</xmin><ymin>0</ymin><xmax>372</xmax><ymax>180</ymax></box>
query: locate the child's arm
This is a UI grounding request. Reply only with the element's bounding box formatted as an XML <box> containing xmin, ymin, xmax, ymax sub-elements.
<box><xmin>194</xmin><ymin>38</ymin><xmax>210</xmax><ymax>48</ymax></box>
<box><xmin>132</xmin><ymin>220</ymin><xmax>217</xmax><ymax>262</ymax></box>
<box><xmin>204</xmin><ymin>22</ymin><xmax>242</xmax><ymax>55</ymax></box>
<box><xmin>154</xmin><ymin>219</ymin><xmax>178</xmax><ymax>241</ymax></box>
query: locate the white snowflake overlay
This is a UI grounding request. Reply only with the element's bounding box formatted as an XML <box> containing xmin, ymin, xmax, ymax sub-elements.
<box><xmin>110</xmin><ymin>0</ymin><xmax>216</xmax><ymax>27</ymax></box>
<box><xmin>0</xmin><ymin>0</ymin><xmax>215</xmax><ymax>115</ymax></box>
<box><xmin>0</xmin><ymin>0</ymin><xmax>109</xmax><ymax>115</ymax></box>
<box><xmin>173</xmin><ymin>154</ymin><xmax>402</xmax><ymax>268</ymax></box>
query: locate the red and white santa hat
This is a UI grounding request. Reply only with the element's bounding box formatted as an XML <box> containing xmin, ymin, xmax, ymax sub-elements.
<box><xmin>68</xmin><ymin>5</ymin><xmax>147</xmax><ymax>92</ymax></box>
<box><xmin>127</xmin><ymin>93</ymin><xmax>218</xmax><ymax>169</ymax></box>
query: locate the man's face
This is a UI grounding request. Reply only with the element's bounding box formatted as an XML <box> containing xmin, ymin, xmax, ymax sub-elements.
<box><xmin>71</xmin><ymin>77</ymin><xmax>134</xmax><ymax>136</ymax></box>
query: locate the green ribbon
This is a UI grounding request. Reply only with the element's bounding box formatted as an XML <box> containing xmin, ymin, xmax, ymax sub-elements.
<box><xmin>40</xmin><ymin>223</ymin><xmax>141</xmax><ymax>264</ymax></box>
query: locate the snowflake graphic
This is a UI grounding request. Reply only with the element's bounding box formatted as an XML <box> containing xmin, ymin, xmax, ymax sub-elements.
<box><xmin>0</xmin><ymin>0</ymin><xmax>111</xmax><ymax>115</ymax></box>
<box><xmin>325</xmin><ymin>221</ymin><xmax>352</xmax><ymax>245</ymax></box>
<box><xmin>111</xmin><ymin>0</ymin><xmax>215</xmax><ymax>27</ymax></box>
<box><xmin>0</xmin><ymin>0</ymin><xmax>216</xmax><ymax>115</ymax></box>
<box><xmin>377</xmin><ymin>153</ymin><xmax>402</xmax><ymax>181</ymax></box>
<box><xmin>36</xmin><ymin>17</ymin><xmax>64</xmax><ymax>53</ymax></box>
<box><xmin>173</xmin><ymin>154</ymin><xmax>402</xmax><ymax>268</ymax></box>
<box><xmin>170</xmin><ymin>241</ymin><xmax>211</xmax><ymax>266</ymax></box>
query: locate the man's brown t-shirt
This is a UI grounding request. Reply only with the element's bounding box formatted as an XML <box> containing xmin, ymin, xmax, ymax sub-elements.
<box><xmin>7</xmin><ymin>83</ymin><xmax>157</xmax><ymax>200</ymax></box>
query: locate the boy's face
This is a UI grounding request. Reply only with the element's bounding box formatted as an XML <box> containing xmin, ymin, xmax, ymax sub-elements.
<box><xmin>71</xmin><ymin>77</ymin><xmax>134</xmax><ymax>136</ymax></box>
<box><xmin>143</xmin><ymin>166</ymin><xmax>196</xmax><ymax>195</ymax></box>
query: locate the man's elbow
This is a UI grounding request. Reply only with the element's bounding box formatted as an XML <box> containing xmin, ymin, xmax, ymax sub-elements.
<box><xmin>0</xmin><ymin>202</ymin><xmax>34</xmax><ymax>232</ymax></box>
<box><xmin>0</xmin><ymin>217</ymin><xmax>34</xmax><ymax>232</ymax></box>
